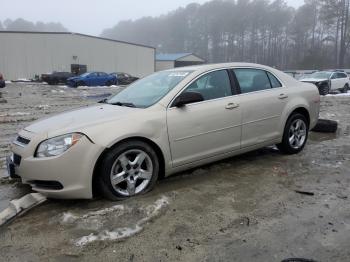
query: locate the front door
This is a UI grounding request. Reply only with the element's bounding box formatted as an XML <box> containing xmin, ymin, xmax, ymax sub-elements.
<box><xmin>167</xmin><ymin>69</ymin><xmax>242</xmax><ymax>167</ymax></box>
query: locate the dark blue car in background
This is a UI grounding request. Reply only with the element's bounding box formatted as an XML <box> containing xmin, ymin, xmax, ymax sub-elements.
<box><xmin>67</xmin><ymin>72</ymin><xmax>116</xmax><ymax>87</ymax></box>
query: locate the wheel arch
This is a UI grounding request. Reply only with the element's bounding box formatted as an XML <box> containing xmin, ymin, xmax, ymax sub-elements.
<box><xmin>92</xmin><ymin>136</ymin><xmax>166</xmax><ymax>197</ymax></box>
<box><xmin>289</xmin><ymin>107</ymin><xmax>310</xmax><ymax>126</ymax></box>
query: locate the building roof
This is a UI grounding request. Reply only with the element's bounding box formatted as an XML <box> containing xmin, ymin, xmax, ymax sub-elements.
<box><xmin>156</xmin><ymin>53</ymin><xmax>194</xmax><ymax>61</ymax></box>
<box><xmin>0</xmin><ymin>31</ymin><xmax>155</xmax><ymax>50</ymax></box>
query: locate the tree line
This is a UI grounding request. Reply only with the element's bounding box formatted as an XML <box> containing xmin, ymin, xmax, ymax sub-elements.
<box><xmin>102</xmin><ymin>0</ymin><xmax>350</xmax><ymax>70</ymax></box>
<box><xmin>0</xmin><ymin>18</ymin><xmax>67</xmax><ymax>32</ymax></box>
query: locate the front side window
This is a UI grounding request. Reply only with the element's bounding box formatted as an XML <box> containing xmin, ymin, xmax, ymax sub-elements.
<box><xmin>185</xmin><ymin>70</ymin><xmax>232</xmax><ymax>101</ymax></box>
<box><xmin>107</xmin><ymin>70</ymin><xmax>192</xmax><ymax>108</ymax></box>
<box><xmin>234</xmin><ymin>69</ymin><xmax>272</xmax><ymax>93</ymax></box>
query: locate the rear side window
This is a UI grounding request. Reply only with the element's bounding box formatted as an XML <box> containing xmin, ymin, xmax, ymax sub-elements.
<box><xmin>233</xmin><ymin>69</ymin><xmax>272</xmax><ymax>94</ymax></box>
<box><xmin>340</xmin><ymin>73</ymin><xmax>348</xmax><ymax>78</ymax></box>
<box><xmin>267</xmin><ymin>72</ymin><xmax>282</xmax><ymax>88</ymax></box>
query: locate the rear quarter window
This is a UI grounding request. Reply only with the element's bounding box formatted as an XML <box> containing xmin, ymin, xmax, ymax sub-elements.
<box><xmin>267</xmin><ymin>72</ymin><xmax>282</xmax><ymax>88</ymax></box>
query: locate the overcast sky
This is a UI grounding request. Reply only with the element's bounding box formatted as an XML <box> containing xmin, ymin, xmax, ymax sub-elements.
<box><xmin>3</xmin><ymin>0</ymin><xmax>305</xmax><ymax>36</ymax></box>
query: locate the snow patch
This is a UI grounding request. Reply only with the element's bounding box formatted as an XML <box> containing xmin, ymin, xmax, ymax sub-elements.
<box><xmin>0</xmin><ymin>112</ymin><xmax>31</xmax><ymax>117</ymax></box>
<box><xmin>61</xmin><ymin>204</ymin><xmax>125</xmax><ymax>225</ymax></box>
<box><xmin>36</xmin><ymin>104</ymin><xmax>50</xmax><ymax>110</ymax></box>
<box><xmin>326</xmin><ymin>91</ymin><xmax>350</xmax><ymax>96</ymax></box>
<box><xmin>74</xmin><ymin>196</ymin><xmax>169</xmax><ymax>246</ymax></box>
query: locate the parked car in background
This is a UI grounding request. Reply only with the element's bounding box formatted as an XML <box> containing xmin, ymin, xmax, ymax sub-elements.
<box><xmin>7</xmin><ymin>63</ymin><xmax>320</xmax><ymax>200</ymax></box>
<box><xmin>0</xmin><ymin>73</ymin><xmax>5</xmax><ymax>88</ymax></box>
<box><xmin>67</xmin><ymin>72</ymin><xmax>116</xmax><ymax>87</ymax></box>
<box><xmin>41</xmin><ymin>72</ymin><xmax>74</xmax><ymax>85</ymax></box>
<box><xmin>300</xmin><ymin>70</ymin><xmax>349</xmax><ymax>95</ymax></box>
<box><xmin>110</xmin><ymin>72</ymin><xmax>139</xmax><ymax>85</ymax></box>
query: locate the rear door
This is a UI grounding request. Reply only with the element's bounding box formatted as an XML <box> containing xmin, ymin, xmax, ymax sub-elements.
<box><xmin>167</xmin><ymin>69</ymin><xmax>242</xmax><ymax>167</ymax></box>
<box><xmin>232</xmin><ymin>68</ymin><xmax>288</xmax><ymax>148</ymax></box>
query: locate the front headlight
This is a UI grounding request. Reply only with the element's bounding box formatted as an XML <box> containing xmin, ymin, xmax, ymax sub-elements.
<box><xmin>35</xmin><ymin>133</ymin><xmax>83</xmax><ymax>158</ymax></box>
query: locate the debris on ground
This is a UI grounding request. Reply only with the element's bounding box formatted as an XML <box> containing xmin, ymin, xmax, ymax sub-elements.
<box><xmin>294</xmin><ymin>190</ymin><xmax>315</xmax><ymax>196</ymax></box>
<box><xmin>0</xmin><ymin>193</ymin><xmax>46</xmax><ymax>226</ymax></box>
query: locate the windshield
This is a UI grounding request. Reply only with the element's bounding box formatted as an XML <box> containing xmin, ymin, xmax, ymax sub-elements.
<box><xmin>306</xmin><ymin>72</ymin><xmax>332</xmax><ymax>79</ymax></box>
<box><xmin>80</xmin><ymin>73</ymin><xmax>90</xmax><ymax>77</ymax></box>
<box><xmin>107</xmin><ymin>70</ymin><xmax>193</xmax><ymax>108</ymax></box>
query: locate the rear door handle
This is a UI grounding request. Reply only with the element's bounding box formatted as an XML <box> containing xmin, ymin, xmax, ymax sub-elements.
<box><xmin>225</xmin><ymin>103</ymin><xmax>239</xmax><ymax>110</ymax></box>
<box><xmin>278</xmin><ymin>94</ymin><xmax>288</xmax><ymax>99</ymax></box>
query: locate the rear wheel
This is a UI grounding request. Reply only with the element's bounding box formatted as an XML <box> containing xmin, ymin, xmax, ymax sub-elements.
<box><xmin>277</xmin><ymin>113</ymin><xmax>309</xmax><ymax>154</ymax></box>
<box><xmin>341</xmin><ymin>83</ymin><xmax>349</xmax><ymax>93</ymax></box>
<box><xmin>98</xmin><ymin>140</ymin><xmax>159</xmax><ymax>200</ymax></box>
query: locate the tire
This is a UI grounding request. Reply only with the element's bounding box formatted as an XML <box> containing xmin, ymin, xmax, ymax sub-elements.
<box><xmin>77</xmin><ymin>81</ymin><xmax>85</xmax><ymax>87</ymax></box>
<box><xmin>318</xmin><ymin>83</ymin><xmax>330</xmax><ymax>95</ymax></box>
<box><xmin>312</xmin><ymin>119</ymin><xmax>338</xmax><ymax>133</ymax></box>
<box><xmin>98</xmin><ymin>140</ymin><xmax>159</xmax><ymax>201</ymax></box>
<box><xmin>106</xmin><ymin>80</ymin><xmax>112</xmax><ymax>86</ymax></box>
<box><xmin>277</xmin><ymin>113</ymin><xmax>309</xmax><ymax>154</ymax></box>
<box><xmin>340</xmin><ymin>83</ymin><xmax>349</xmax><ymax>93</ymax></box>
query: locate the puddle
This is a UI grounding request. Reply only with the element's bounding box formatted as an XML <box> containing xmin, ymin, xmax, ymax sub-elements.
<box><xmin>309</xmin><ymin>131</ymin><xmax>338</xmax><ymax>142</ymax></box>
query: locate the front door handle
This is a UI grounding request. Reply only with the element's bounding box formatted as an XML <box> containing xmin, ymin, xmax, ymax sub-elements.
<box><xmin>278</xmin><ymin>94</ymin><xmax>288</xmax><ymax>99</ymax></box>
<box><xmin>225</xmin><ymin>103</ymin><xmax>239</xmax><ymax>110</ymax></box>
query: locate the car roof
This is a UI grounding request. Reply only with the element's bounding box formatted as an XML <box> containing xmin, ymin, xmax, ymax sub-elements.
<box><xmin>168</xmin><ymin>62</ymin><xmax>279</xmax><ymax>72</ymax></box>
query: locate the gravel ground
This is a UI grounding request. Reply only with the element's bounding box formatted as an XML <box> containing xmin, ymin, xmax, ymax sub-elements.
<box><xmin>0</xmin><ymin>83</ymin><xmax>349</xmax><ymax>262</ymax></box>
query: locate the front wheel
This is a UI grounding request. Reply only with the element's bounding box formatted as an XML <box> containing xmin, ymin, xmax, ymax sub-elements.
<box><xmin>318</xmin><ymin>83</ymin><xmax>330</xmax><ymax>95</ymax></box>
<box><xmin>98</xmin><ymin>141</ymin><xmax>159</xmax><ymax>200</ymax></box>
<box><xmin>277</xmin><ymin>113</ymin><xmax>309</xmax><ymax>154</ymax></box>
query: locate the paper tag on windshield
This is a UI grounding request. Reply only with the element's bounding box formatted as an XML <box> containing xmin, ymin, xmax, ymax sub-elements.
<box><xmin>168</xmin><ymin>72</ymin><xmax>190</xmax><ymax>77</ymax></box>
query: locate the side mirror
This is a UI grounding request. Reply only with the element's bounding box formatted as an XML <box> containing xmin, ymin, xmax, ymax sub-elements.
<box><xmin>172</xmin><ymin>91</ymin><xmax>204</xmax><ymax>107</ymax></box>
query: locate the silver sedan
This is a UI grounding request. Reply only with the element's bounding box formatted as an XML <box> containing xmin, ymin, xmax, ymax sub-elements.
<box><xmin>8</xmin><ymin>63</ymin><xmax>320</xmax><ymax>200</ymax></box>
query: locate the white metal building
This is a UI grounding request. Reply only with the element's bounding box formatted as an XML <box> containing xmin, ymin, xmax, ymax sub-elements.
<box><xmin>0</xmin><ymin>31</ymin><xmax>156</xmax><ymax>80</ymax></box>
<box><xmin>156</xmin><ymin>53</ymin><xmax>206</xmax><ymax>71</ymax></box>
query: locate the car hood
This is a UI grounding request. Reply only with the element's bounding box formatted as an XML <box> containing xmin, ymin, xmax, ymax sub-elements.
<box><xmin>24</xmin><ymin>104</ymin><xmax>140</xmax><ymax>138</ymax></box>
<box><xmin>300</xmin><ymin>78</ymin><xmax>328</xmax><ymax>83</ymax></box>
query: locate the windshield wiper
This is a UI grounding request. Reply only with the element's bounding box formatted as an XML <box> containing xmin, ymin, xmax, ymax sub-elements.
<box><xmin>98</xmin><ymin>98</ymin><xmax>108</xmax><ymax>103</ymax></box>
<box><xmin>109</xmin><ymin>101</ymin><xmax>136</xmax><ymax>108</ymax></box>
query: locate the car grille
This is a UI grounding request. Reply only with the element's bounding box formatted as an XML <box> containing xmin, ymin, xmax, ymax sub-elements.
<box><xmin>13</xmin><ymin>153</ymin><xmax>21</xmax><ymax>166</ymax></box>
<box><xmin>16</xmin><ymin>136</ymin><xmax>31</xmax><ymax>145</ymax></box>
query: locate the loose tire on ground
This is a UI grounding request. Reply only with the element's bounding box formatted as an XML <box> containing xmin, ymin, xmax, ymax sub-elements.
<box><xmin>311</xmin><ymin>119</ymin><xmax>338</xmax><ymax>133</ymax></box>
<box><xmin>98</xmin><ymin>140</ymin><xmax>159</xmax><ymax>201</ymax></box>
<box><xmin>277</xmin><ymin>113</ymin><xmax>309</xmax><ymax>154</ymax></box>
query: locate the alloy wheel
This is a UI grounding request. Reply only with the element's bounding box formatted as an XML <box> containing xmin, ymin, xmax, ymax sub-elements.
<box><xmin>288</xmin><ymin>119</ymin><xmax>307</xmax><ymax>149</ymax></box>
<box><xmin>110</xmin><ymin>149</ymin><xmax>153</xmax><ymax>196</ymax></box>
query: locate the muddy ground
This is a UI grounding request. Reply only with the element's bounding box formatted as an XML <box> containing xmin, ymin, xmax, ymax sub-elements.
<box><xmin>0</xmin><ymin>83</ymin><xmax>349</xmax><ymax>262</ymax></box>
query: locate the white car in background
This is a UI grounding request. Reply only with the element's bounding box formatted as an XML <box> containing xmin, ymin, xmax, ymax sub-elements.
<box><xmin>300</xmin><ymin>71</ymin><xmax>349</xmax><ymax>95</ymax></box>
<box><xmin>7</xmin><ymin>63</ymin><xmax>320</xmax><ymax>200</ymax></box>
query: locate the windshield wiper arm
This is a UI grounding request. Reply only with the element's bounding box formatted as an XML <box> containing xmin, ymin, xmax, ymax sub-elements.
<box><xmin>110</xmin><ymin>101</ymin><xmax>136</xmax><ymax>108</ymax></box>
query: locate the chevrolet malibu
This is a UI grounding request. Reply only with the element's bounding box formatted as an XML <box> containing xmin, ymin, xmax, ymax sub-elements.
<box><xmin>7</xmin><ymin>63</ymin><xmax>320</xmax><ymax>200</ymax></box>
